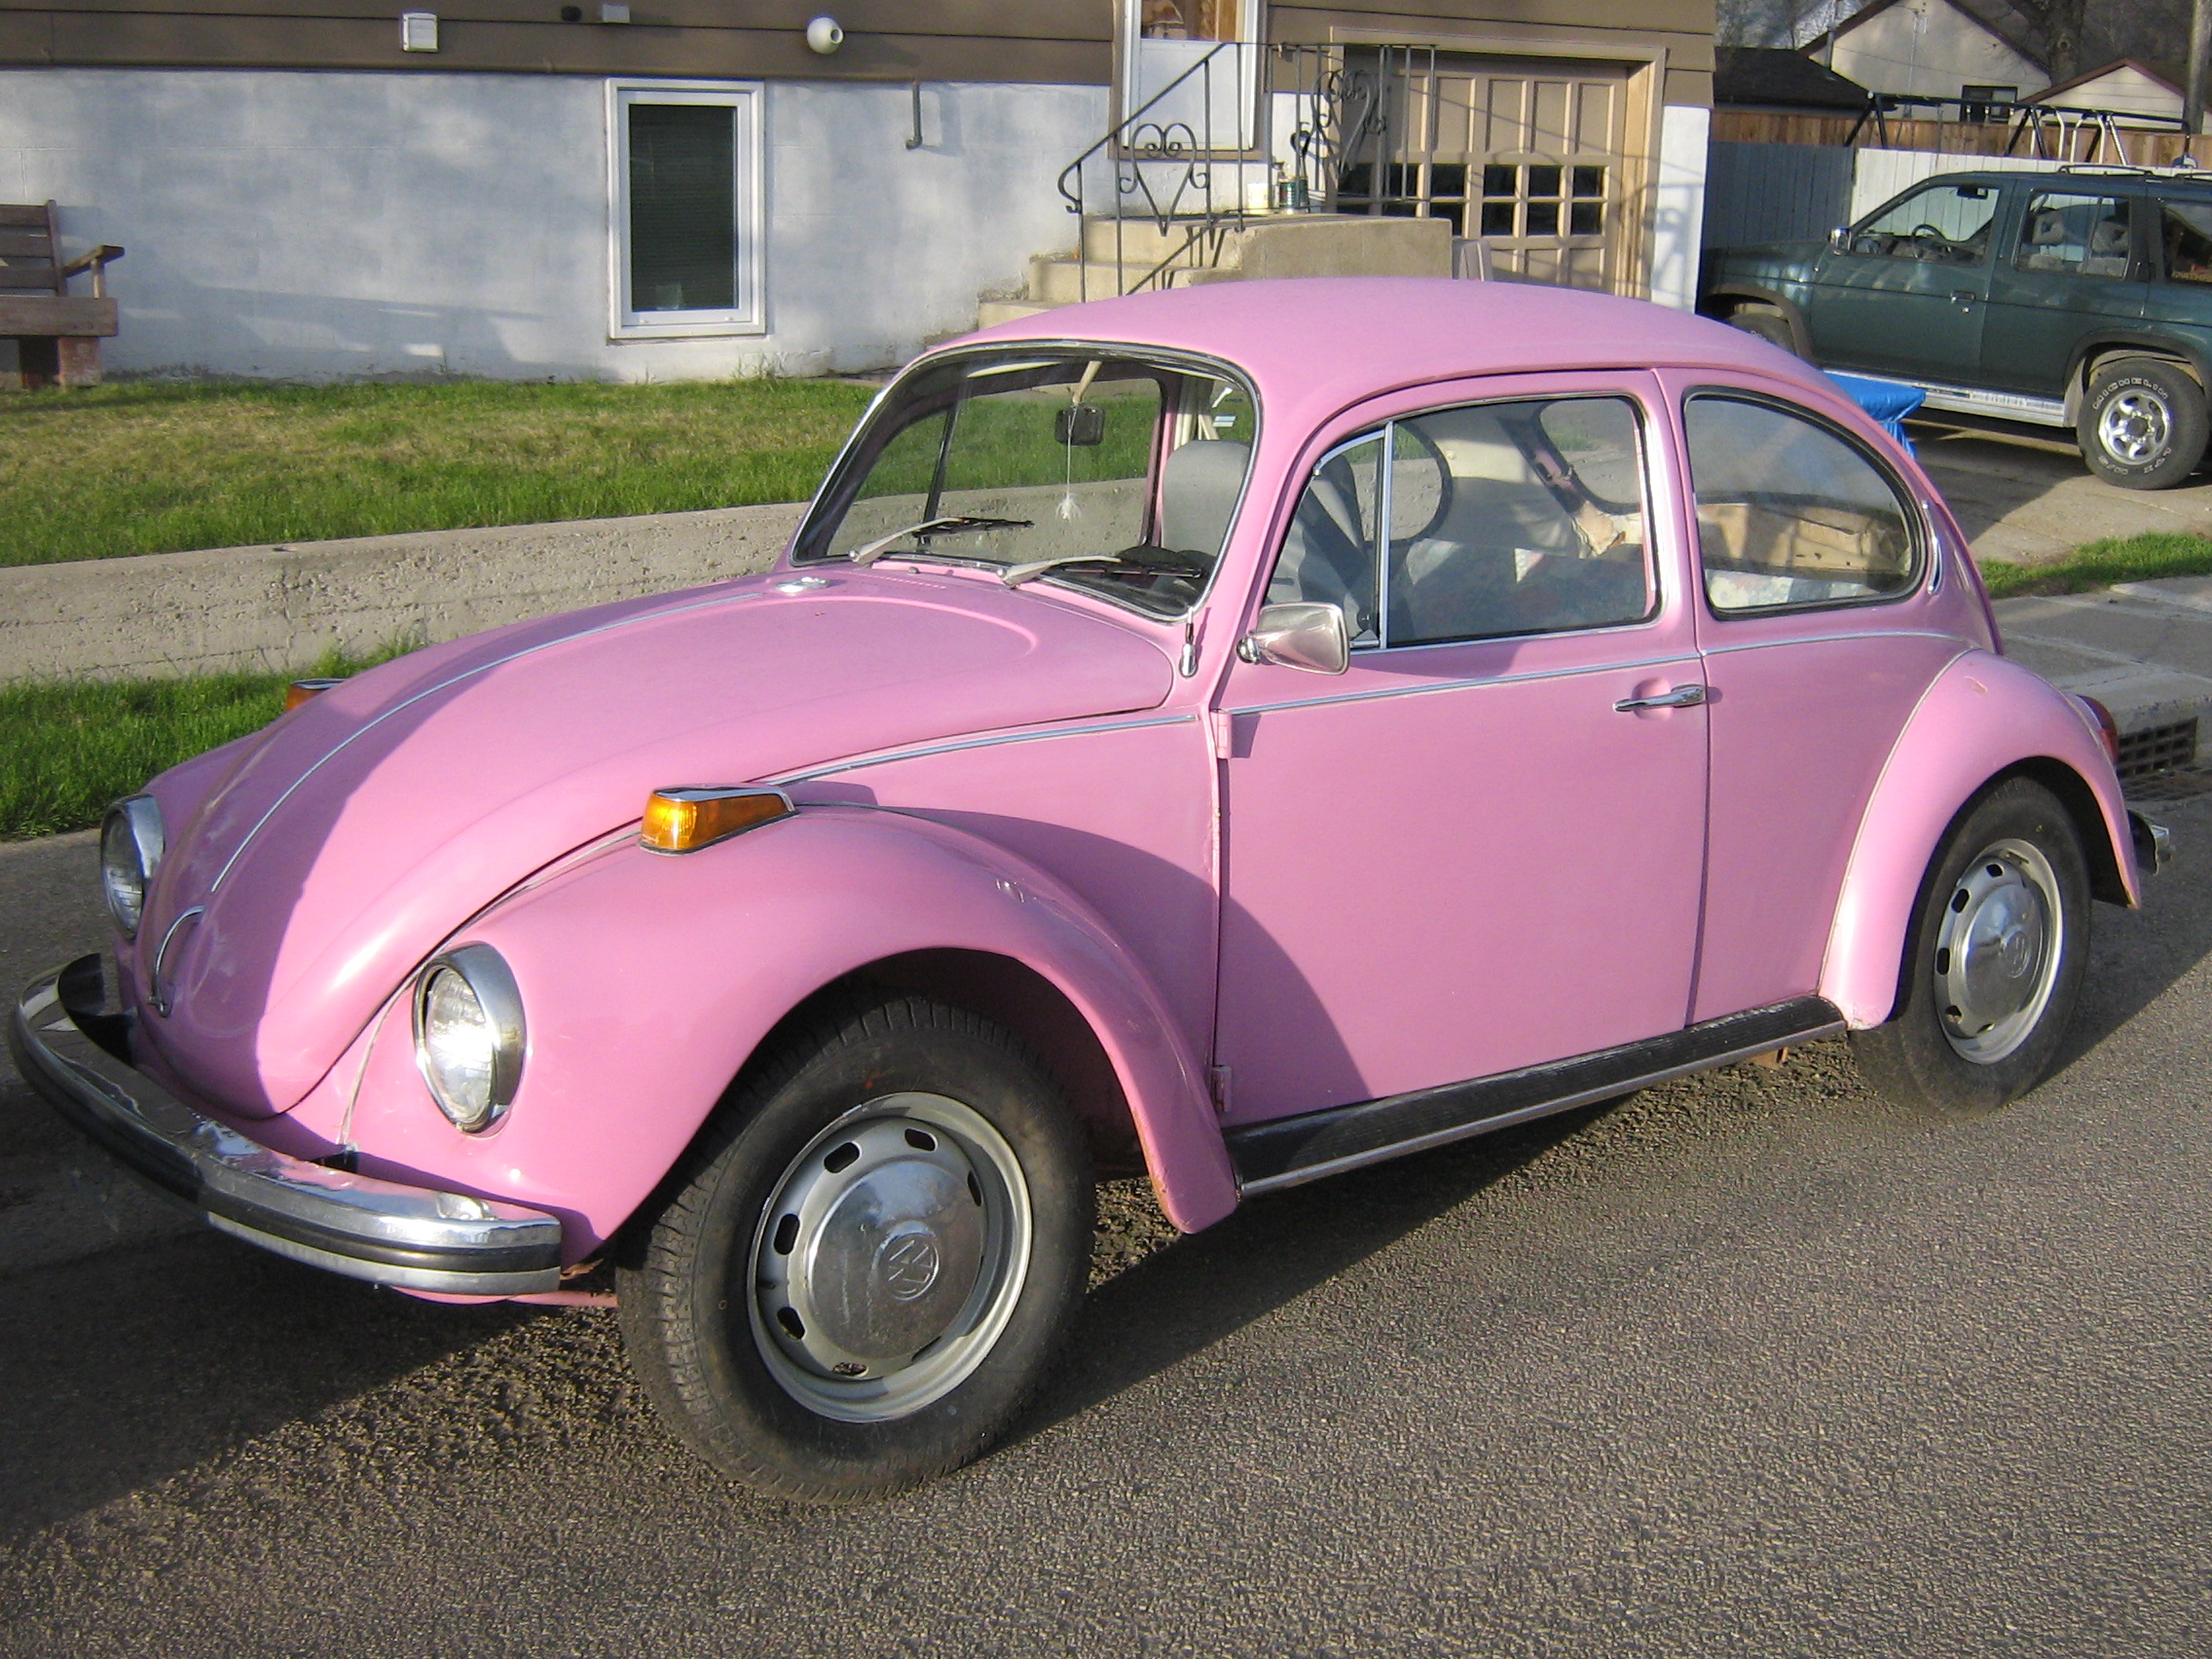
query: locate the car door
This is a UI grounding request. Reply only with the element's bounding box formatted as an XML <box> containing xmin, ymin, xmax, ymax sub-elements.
<box><xmin>1212</xmin><ymin>373</ymin><xmax>1709</xmax><ymax>1124</ymax></box>
<box><xmin>1804</xmin><ymin>179</ymin><xmax>2000</xmax><ymax>383</ymax></box>
<box><xmin>1979</xmin><ymin>185</ymin><xmax>2150</xmax><ymax>396</ymax></box>
<box><xmin>1665</xmin><ymin>375</ymin><xmax>1969</xmax><ymax>1023</ymax></box>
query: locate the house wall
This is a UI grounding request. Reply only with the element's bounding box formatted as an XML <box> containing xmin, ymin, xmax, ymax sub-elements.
<box><xmin>0</xmin><ymin>0</ymin><xmax>1115</xmax><ymax>85</ymax></box>
<box><xmin>2033</xmin><ymin>64</ymin><xmax>2182</xmax><ymax>124</ymax></box>
<box><xmin>1827</xmin><ymin>0</ymin><xmax>2044</xmax><ymax>101</ymax></box>
<box><xmin>0</xmin><ymin>68</ymin><xmax>1106</xmax><ymax>380</ymax></box>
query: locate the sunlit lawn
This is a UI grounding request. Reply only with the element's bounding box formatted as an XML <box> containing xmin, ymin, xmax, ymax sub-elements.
<box><xmin>1977</xmin><ymin>531</ymin><xmax>2212</xmax><ymax>600</ymax></box>
<box><xmin>0</xmin><ymin>378</ymin><xmax>874</xmax><ymax>567</ymax></box>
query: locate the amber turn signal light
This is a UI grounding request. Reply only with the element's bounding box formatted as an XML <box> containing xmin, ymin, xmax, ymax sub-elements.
<box><xmin>640</xmin><ymin>787</ymin><xmax>795</xmax><ymax>854</ymax></box>
<box><xmin>283</xmin><ymin>678</ymin><xmax>346</xmax><ymax>713</ymax></box>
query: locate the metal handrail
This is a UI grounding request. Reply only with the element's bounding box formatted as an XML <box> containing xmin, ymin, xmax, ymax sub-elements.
<box><xmin>1057</xmin><ymin>39</ymin><xmax>1264</xmax><ymax>302</ymax></box>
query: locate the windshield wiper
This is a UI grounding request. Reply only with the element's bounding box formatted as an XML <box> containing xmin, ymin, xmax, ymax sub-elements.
<box><xmin>848</xmin><ymin>515</ymin><xmax>1032</xmax><ymax>567</ymax></box>
<box><xmin>1000</xmin><ymin>545</ymin><xmax>1210</xmax><ymax>588</ymax></box>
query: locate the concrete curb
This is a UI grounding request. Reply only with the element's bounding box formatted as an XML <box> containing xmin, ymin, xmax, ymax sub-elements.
<box><xmin>0</xmin><ymin>500</ymin><xmax>808</xmax><ymax>683</ymax></box>
<box><xmin>1994</xmin><ymin>576</ymin><xmax>2212</xmax><ymax>760</ymax></box>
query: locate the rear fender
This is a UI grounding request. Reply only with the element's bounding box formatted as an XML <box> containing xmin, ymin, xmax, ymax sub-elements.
<box><xmin>1820</xmin><ymin>651</ymin><xmax>2136</xmax><ymax>1029</ymax></box>
<box><xmin>336</xmin><ymin>806</ymin><xmax>1236</xmax><ymax>1255</ymax></box>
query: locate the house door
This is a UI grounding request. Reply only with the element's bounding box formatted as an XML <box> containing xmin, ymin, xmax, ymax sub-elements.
<box><xmin>1121</xmin><ymin>0</ymin><xmax>1260</xmax><ymax>152</ymax></box>
<box><xmin>1336</xmin><ymin>53</ymin><xmax>1636</xmax><ymax>294</ymax></box>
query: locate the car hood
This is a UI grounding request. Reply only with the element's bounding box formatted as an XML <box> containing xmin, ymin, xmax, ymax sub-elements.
<box><xmin>136</xmin><ymin>569</ymin><xmax>1176</xmax><ymax>1115</ymax></box>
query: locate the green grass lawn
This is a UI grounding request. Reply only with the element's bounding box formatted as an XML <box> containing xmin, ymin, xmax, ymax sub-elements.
<box><xmin>0</xmin><ymin>651</ymin><xmax>401</xmax><ymax>841</ymax></box>
<box><xmin>0</xmin><ymin>378</ymin><xmax>875</xmax><ymax>568</ymax></box>
<box><xmin>1977</xmin><ymin>531</ymin><xmax>2212</xmax><ymax>600</ymax></box>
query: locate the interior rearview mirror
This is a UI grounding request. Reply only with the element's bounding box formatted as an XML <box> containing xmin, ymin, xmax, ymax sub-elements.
<box><xmin>1056</xmin><ymin>404</ymin><xmax>1105</xmax><ymax>446</ymax></box>
<box><xmin>1237</xmin><ymin>602</ymin><xmax>1350</xmax><ymax>676</ymax></box>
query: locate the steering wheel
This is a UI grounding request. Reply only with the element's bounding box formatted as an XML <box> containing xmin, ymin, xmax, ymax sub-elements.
<box><xmin>1910</xmin><ymin>223</ymin><xmax>1966</xmax><ymax>261</ymax></box>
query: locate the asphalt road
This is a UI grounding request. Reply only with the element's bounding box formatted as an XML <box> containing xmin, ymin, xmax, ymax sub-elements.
<box><xmin>3</xmin><ymin>793</ymin><xmax>2210</xmax><ymax>1658</ymax></box>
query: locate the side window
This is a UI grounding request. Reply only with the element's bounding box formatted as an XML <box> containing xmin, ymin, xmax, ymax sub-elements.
<box><xmin>2160</xmin><ymin>200</ymin><xmax>2212</xmax><ymax>285</ymax></box>
<box><xmin>1684</xmin><ymin>395</ymin><xmax>1920</xmax><ymax>613</ymax></box>
<box><xmin>1846</xmin><ymin>182</ymin><xmax>1998</xmax><ymax>264</ymax></box>
<box><xmin>2015</xmin><ymin>191</ymin><xmax>2131</xmax><ymax>278</ymax></box>
<box><xmin>1266</xmin><ymin>395</ymin><xmax>1652</xmax><ymax>648</ymax></box>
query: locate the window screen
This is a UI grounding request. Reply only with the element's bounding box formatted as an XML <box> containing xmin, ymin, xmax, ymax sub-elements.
<box><xmin>629</xmin><ymin>102</ymin><xmax>736</xmax><ymax>313</ymax></box>
<box><xmin>2015</xmin><ymin>191</ymin><xmax>2131</xmax><ymax>278</ymax></box>
<box><xmin>1685</xmin><ymin>395</ymin><xmax>1918</xmax><ymax>612</ymax></box>
<box><xmin>1266</xmin><ymin>395</ymin><xmax>1652</xmax><ymax>648</ymax></box>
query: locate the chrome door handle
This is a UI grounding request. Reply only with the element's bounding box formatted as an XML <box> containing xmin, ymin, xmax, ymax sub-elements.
<box><xmin>1614</xmin><ymin>682</ymin><xmax>1707</xmax><ymax>712</ymax></box>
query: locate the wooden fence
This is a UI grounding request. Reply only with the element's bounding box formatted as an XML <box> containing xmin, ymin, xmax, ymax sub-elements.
<box><xmin>1713</xmin><ymin>110</ymin><xmax>2198</xmax><ymax>168</ymax></box>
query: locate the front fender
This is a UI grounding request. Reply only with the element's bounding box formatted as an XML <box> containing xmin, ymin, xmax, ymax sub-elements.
<box><xmin>335</xmin><ymin>805</ymin><xmax>1235</xmax><ymax>1256</ymax></box>
<box><xmin>1820</xmin><ymin>651</ymin><xmax>2136</xmax><ymax>1029</ymax></box>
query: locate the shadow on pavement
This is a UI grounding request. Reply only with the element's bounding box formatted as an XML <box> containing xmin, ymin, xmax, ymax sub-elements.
<box><xmin>0</xmin><ymin>1230</ymin><xmax>527</xmax><ymax>1546</ymax></box>
<box><xmin>1020</xmin><ymin>1098</ymin><xmax>1619</xmax><ymax>1444</ymax></box>
<box><xmin>2056</xmin><ymin>792</ymin><xmax>2212</xmax><ymax>1071</ymax></box>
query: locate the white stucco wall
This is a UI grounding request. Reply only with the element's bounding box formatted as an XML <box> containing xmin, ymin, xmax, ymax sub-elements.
<box><xmin>1828</xmin><ymin>0</ymin><xmax>2046</xmax><ymax>101</ymax></box>
<box><xmin>1649</xmin><ymin>103</ymin><xmax>1710</xmax><ymax>311</ymax></box>
<box><xmin>0</xmin><ymin>69</ymin><xmax>1106</xmax><ymax>381</ymax></box>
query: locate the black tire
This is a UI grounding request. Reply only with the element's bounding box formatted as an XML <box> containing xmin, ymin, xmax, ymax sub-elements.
<box><xmin>1850</xmin><ymin>778</ymin><xmax>2091</xmax><ymax>1116</ymax></box>
<box><xmin>2077</xmin><ymin>357</ymin><xmax>2209</xmax><ymax>490</ymax></box>
<box><xmin>1726</xmin><ymin>306</ymin><xmax>1802</xmax><ymax>357</ymax></box>
<box><xmin>617</xmin><ymin>993</ymin><xmax>1094</xmax><ymax>1501</ymax></box>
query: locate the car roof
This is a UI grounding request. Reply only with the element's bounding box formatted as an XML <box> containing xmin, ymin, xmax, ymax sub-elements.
<box><xmin>1909</xmin><ymin>166</ymin><xmax>2212</xmax><ymax>194</ymax></box>
<box><xmin>954</xmin><ymin>277</ymin><xmax>1831</xmax><ymax>436</ymax></box>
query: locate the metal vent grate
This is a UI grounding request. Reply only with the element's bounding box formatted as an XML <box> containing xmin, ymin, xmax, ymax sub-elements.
<box><xmin>2116</xmin><ymin>719</ymin><xmax>2198</xmax><ymax>781</ymax></box>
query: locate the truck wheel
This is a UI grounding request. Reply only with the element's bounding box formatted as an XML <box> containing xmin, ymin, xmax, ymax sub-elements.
<box><xmin>1850</xmin><ymin>778</ymin><xmax>2090</xmax><ymax>1116</ymax></box>
<box><xmin>2078</xmin><ymin>357</ymin><xmax>2209</xmax><ymax>489</ymax></box>
<box><xmin>1725</xmin><ymin>305</ymin><xmax>1802</xmax><ymax>357</ymax></box>
<box><xmin>618</xmin><ymin>993</ymin><xmax>1093</xmax><ymax>1500</ymax></box>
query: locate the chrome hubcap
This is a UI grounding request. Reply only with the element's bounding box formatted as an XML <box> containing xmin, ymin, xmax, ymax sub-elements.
<box><xmin>748</xmin><ymin>1092</ymin><xmax>1030</xmax><ymax>1422</ymax></box>
<box><xmin>1935</xmin><ymin>837</ymin><xmax>2063</xmax><ymax>1064</ymax></box>
<box><xmin>2098</xmin><ymin>389</ymin><xmax>2171</xmax><ymax>464</ymax></box>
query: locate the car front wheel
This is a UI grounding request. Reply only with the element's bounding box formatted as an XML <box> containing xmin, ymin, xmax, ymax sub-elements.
<box><xmin>1724</xmin><ymin>305</ymin><xmax>1802</xmax><ymax>357</ymax></box>
<box><xmin>1850</xmin><ymin>778</ymin><xmax>2090</xmax><ymax>1115</ymax></box>
<box><xmin>617</xmin><ymin>993</ymin><xmax>1094</xmax><ymax>1500</ymax></box>
<box><xmin>2078</xmin><ymin>357</ymin><xmax>2209</xmax><ymax>490</ymax></box>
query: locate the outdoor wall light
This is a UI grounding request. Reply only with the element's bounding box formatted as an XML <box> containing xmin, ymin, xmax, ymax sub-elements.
<box><xmin>806</xmin><ymin>15</ymin><xmax>843</xmax><ymax>54</ymax></box>
<box><xmin>399</xmin><ymin>11</ymin><xmax>438</xmax><ymax>51</ymax></box>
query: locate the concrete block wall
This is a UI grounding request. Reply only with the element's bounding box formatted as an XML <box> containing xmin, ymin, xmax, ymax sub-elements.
<box><xmin>0</xmin><ymin>69</ymin><xmax>1106</xmax><ymax>382</ymax></box>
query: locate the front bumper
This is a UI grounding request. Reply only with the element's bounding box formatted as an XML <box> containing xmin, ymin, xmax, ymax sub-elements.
<box><xmin>9</xmin><ymin>955</ymin><xmax>563</xmax><ymax>1295</ymax></box>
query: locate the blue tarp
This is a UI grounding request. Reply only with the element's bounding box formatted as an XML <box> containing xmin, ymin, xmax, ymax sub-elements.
<box><xmin>1822</xmin><ymin>371</ymin><xmax>1926</xmax><ymax>452</ymax></box>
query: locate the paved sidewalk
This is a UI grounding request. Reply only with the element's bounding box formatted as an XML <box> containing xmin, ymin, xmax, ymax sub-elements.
<box><xmin>1995</xmin><ymin>575</ymin><xmax>2212</xmax><ymax>751</ymax></box>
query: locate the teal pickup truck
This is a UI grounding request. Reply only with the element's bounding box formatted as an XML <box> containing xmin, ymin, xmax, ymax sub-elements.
<box><xmin>1701</xmin><ymin>166</ymin><xmax>2212</xmax><ymax>489</ymax></box>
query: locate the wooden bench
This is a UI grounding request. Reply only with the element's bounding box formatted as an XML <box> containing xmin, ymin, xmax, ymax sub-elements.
<box><xmin>1</xmin><ymin>202</ymin><xmax>124</xmax><ymax>389</ymax></box>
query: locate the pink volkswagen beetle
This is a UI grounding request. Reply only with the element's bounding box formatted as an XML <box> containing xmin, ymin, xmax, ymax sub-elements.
<box><xmin>12</xmin><ymin>280</ymin><xmax>2172</xmax><ymax>1500</ymax></box>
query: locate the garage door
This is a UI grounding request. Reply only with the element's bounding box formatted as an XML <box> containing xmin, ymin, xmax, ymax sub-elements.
<box><xmin>1336</xmin><ymin>51</ymin><xmax>1638</xmax><ymax>294</ymax></box>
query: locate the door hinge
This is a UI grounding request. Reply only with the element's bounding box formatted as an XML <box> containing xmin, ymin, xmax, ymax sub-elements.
<box><xmin>1208</xmin><ymin>1063</ymin><xmax>1233</xmax><ymax>1116</ymax></box>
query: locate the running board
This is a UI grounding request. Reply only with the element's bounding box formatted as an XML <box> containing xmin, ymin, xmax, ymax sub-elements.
<box><xmin>1227</xmin><ymin>997</ymin><xmax>1845</xmax><ymax>1195</ymax></box>
<box><xmin>1907</xmin><ymin>381</ymin><xmax>2069</xmax><ymax>428</ymax></box>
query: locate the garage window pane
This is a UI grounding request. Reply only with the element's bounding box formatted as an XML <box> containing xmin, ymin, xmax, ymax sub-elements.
<box><xmin>1686</xmin><ymin>395</ymin><xmax>1919</xmax><ymax>612</ymax></box>
<box><xmin>629</xmin><ymin>102</ymin><xmax>736</xmax><ymax>313</ymax></box>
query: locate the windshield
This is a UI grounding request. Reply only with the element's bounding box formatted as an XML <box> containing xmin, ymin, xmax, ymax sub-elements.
<box><xmin>793</xmin><ymin>350</ymin><xmax>1257</xmax><ymax>617</ymax></box>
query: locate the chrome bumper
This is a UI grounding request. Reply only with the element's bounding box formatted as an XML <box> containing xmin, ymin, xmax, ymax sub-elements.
<box><xmin>2130</xmin><ymin>811</ymin><xmax>2174</xmax><ymax>876</ymax></box>
<box><xmin>8</xmin><ymin>955</ymin><xmax>563</xmax><ymax>1295</ymax></box>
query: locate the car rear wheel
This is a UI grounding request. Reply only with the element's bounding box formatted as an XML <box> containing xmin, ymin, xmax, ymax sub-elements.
<box><xmin>2078</xmin><ymin>357</ymin><xmax>2209</xmax><ymax>490</ymax></box>
<box><xmin>1850</xmin><ymin>778</ymin><xmax>2090</xmax><ymax>1116</ymax></box>
<box><xmin>617</xmin><ymin>993</ymin><xmax>1093</xmax><ymax>1500</ymax></box>
<box><xmin>1725</xmin><ymin>305</ymin><xmax>1801</xmax><ymax>357</ymax></box>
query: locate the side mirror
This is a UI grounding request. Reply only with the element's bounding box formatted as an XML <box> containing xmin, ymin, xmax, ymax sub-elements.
<box><xmin>1237</xmin><ymin>602</ymin><xmax>1349</xmax><ymax>675</ymax></box>
<box><xmin>1827</xmin><ymin>226</ymin><xmax>1850</xmax><ymax>251</ymax></box>
<box><xmin>1055</xmin><ymin>404</ymin><xmax>1105</xmax><ymax>446</ymax></box>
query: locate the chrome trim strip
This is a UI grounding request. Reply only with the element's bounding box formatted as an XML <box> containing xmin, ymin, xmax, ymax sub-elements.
<box><xmin>9</xmin><ymin>958</ymin><xmax>564</xmax><ymax>1295</ymax></box>
<box><xmin>1236</xmin><ymin>1016</ymin><xmax>1846</xmax><ymax>1197</ymax></box>
<box><xmin>211</xmin><ymin>589</ymin><xmax>766</xmax><ymax>894</ymax></box>
<box><xmin>775</xmin><ymin>713</ymin><xmax>1197</xmax><ymax>785</ymax></box>
<box><xmin>1910</xmin><ymin>382</ymin><xmax>2070</xmax><ymax>427</ymax></box>
<box><xmin>1698</xmin><ymin>629</ymin><xmax>1965</xmax><ymax>657</ymax></box>
<box><xmin>1230</xmin><ymin>650</ymin><xmax>1698</xmax><ymax>718</ymax></box>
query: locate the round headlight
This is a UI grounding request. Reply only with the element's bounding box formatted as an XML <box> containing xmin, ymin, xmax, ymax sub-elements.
<box><xmin>99</xmin><ymin>795</ymin><xmax>166</xmax><ymax>940</ymax></box>
<box><xmin>412</xmin><ymin>945</ymin><xmax>525</xmax><ymax>1133</ymax></box>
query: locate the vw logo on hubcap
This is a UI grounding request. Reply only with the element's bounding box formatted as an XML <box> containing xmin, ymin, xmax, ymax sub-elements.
<box><xmin>878</xmin><ymin>1227</ymin><xmax>943</xmax><ymax>1302</ymax></box>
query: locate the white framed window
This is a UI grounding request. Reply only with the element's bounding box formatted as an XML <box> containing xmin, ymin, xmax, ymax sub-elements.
<box><xmin>607</xmin><ymin>80</ymin><xmax>763</xmax><ymax>338</ymax></box>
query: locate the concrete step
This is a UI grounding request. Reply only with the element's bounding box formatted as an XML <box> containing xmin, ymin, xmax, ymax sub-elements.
<box><xmin>1025</xmin><ymin>256</ymin><xmax>1203</xmax><ymax>306</ymax></box>
<box><xmin>976</xmin><ymin>297</ymin><xmax>1060</xmax><ymax>328</ymax></box>
<box><xmin>1080</xmin><ymin>216</ymin><xmax>1223</xmax><ymax>265</ymax></box>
